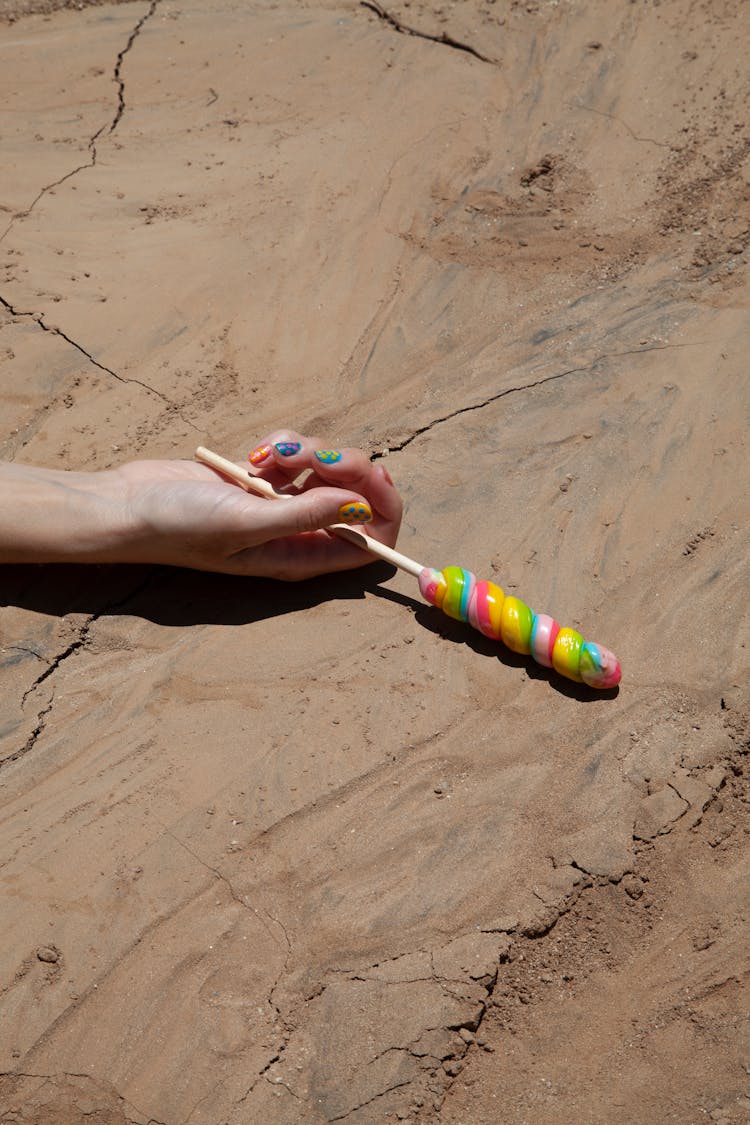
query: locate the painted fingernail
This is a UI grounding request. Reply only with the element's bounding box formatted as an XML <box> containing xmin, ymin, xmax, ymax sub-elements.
<box><xmin>338</xmin><ymin>500</ymin><xmax>373</xmax><ymax>525</ymax></box>
<box><xmin>315</xmin><ymin>449</ymin><xmax>342</xmax><ymax>464</ymax></box>
<box><xmin>275</xmin><ymin>441</ymin><xmax>302</xmax><ymax>457</ymax></box>
<box><xmin>248</xmin><ymin>443</ymin><xmax>273</xmax><ymax>465</ymax></box>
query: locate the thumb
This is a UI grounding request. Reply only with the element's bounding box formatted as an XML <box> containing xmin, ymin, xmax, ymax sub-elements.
<box><xmin>258</xmin><ymin>488</ymin><xmax>373</xmax><ymax>537</ymax></box>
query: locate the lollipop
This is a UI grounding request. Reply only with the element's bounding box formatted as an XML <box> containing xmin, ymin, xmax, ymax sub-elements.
<box><xmin>195</xmin><ymin>447</ymin><xmax>621</xmax><ymax>690</ymax></box>
<box><xmin>418</xmin><ymin>566</ymin><xmax>619</xmax><ymax>688</ymax></box>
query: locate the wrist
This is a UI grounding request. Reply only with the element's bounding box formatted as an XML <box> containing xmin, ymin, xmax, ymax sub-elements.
<box><xmin>0</xmin><ymin>463</ymin><xmax>138</xmax><ymax>565</ymax></box>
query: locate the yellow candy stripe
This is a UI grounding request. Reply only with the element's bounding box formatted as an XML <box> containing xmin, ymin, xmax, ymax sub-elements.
<box><xmin>432</xmin><ymin>574</ymin><xmax>447</xmax><ymax>610</ymax></box>
<box><xmin>500</xmin><ymin>596</ymin><xmax>534</xmax><ymax>654</ymax></box>
<box><xmin>551</xmin><ymin>627</ymin><xmax>584</xmax><ymax>682</ymax></box>
<box><xmin>485</xmin><ymin>581</ymin><xmax>505</xmax><ymax>639</ymax></box>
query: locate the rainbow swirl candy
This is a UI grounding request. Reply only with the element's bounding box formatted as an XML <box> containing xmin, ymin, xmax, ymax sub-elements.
<box><xmin>418</xmin><ymin>566</ymin><xmax>621</xmax><ymax>689</ymax></box>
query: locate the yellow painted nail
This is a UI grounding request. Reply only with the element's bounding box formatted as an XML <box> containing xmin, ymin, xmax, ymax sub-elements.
<box><xmin>338</xmin><ymin>500</ymin><xmax>373</xmax><ymax>525</ymax></box>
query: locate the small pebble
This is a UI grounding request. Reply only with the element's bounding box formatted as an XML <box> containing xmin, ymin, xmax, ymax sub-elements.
<box><xmin>36</xmin><ymin>946</ymin><xmax>59</xmax><ymax>964</ymax></box>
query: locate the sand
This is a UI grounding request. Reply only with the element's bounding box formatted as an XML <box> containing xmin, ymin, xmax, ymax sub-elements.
<box><xmin>0</xmin><ymin>0</ymin><xmax>748</xmax><ymax>1122</ymax></box>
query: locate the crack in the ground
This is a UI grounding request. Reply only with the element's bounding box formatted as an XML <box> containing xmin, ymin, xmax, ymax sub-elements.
<box><xmin>20</xmin><ymin>625</ymin><xmax>94</xmax><ymax>709</ymax></box>
<box><xmin>1</xmin><ymin>163</ymin><xmax>95</xmax><ymax>245</ymax></box>
<box><xmin>327</xmin><ymin>1078</ymin><xmax>414</xmax><ymax>1122</ymax></box>
<box><xmin>2</xmin><ymin>568</ymin><xmax>158</xmax><ymax>772</ymax></box>
<box><xmin>0</xmin><ymin>294</ymin><xmax>200</xmax><ymax>431</ymax></box>
<box><xmin>328</xmin><ymin>948</ymin><xmax>431</xmax><ymax>976</ymax></box>
<box><xmin>316</xmin><ymin>942</ymin><xmax>503</xmax><ymax>1116</ymax></box>
<box><xmin>0</xmin><ymin>6</ymin><xmax>189</xmax><ymax>432</ymax></box>
<box><xmin>167</xmin><ymin>828</ymin><xmax>295</xmax><ymax>1030</ymax></box>
<box><xmin>109</xmin><ymin>0</ymin><xmax>160</xmax><ymax>137</ymax></box>
<box><xmin>370</xmin><ymin>344</ymin><xmax>683</xmax><ymax>459</ymax></box>
<box><xmin>0</xmin><ymin>6</ymin><xmax>198</xmax><ymax>428</ymax></box>
<box><xmin>0</xmin><ymin>1</ymin><xmax>160</xmax><ymax>246</ymax></box>
<box><xmin>266</xmin><ymin>904</ymin><xmax>294</xmax><ymax>1024</ymax></box>
<box><xmin>158</xmin><ymin>826</ymin><xmax>286</xmax><ymax>952</ymax></box>
<box><xmin>1</xmin><ymin>694</ymin><xmax>56</xmax><ymax>772</ymax></box>
<box><xmin>665</xmin><ymin>781</ymin><xmax>691</xmax><ymax>820</ymax></box>
<box><xmin>264</xmin><ymin>1074</ymin><xmax>301</xmax><ymax>1100</ymax></box>
<box><xmin>133</xmin><ymin>826</ymin><xmax>296</xmax><ymax>1122</ymax></box>
<box><xmin>0</xmin><ymin>294</ymin><xmax>181</xmax><ymax>405</ymax></box>
<box><xmin>366</xmin><ymin>1034</ymin><xmax>443</xmax><ymax>1068</ymax></box>
<box><xmin>2</xmin><ymin>615</ymin><xmax>98</xmax><ymax>770</ymax></box>
<box><xmin>361</xmin><ymin>0</ymin><xmax>498</xmax><ymax>66</ymax></box>
<box><xmin>183</xmin><ymin>1077</ymin><xmax>230</xmax><ymax>1125</ymax></box>
<box><xmin>0</xmin><ymin>1070</ymin><xmax>164</xmax><ymax>1125</ymax></box>
<box><xmin>568</xmin><ymin>100</ymin><xmax>672</xmax><ymax>149</ymax></box>
<box><xmin>429</xmin><ymin>947</ymin><xmax>495</xmax><ymax>1017</ymax></box>
<box><xmin>437</xmin><ymin>723</ymin><xmax>744</xmax><ymax>1116</ymax></box>
<box><xmin>236</xmin><ymin>1040</ymin><xmax>292</xmax><ymax>1109</ymax></box>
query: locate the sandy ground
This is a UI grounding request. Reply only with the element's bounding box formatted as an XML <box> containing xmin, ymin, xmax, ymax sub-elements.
<box><xmin>0</xmin><ymin>1</ymin><xmax>749</xmax><ymax>1122</ymax></box>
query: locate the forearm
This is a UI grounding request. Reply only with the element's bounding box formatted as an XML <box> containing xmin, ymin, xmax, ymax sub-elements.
<box><xmin>0</xmin><ymin>462</ymin><xmax>134</xmax><ymax>564</ymax></box>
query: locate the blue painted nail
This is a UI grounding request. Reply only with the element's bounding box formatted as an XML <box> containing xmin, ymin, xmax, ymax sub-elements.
<box><xmin>314</xmin><ymin>449</ymin><xmax>342</xmax><ymax>464</ymax></box>
<box><xmin>275</xmin><ymin>442</ymin><xmax>302</xmax><ymax>457</ymax></box>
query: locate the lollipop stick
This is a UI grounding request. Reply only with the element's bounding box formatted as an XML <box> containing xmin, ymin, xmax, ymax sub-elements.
<box><xmin>195</xmin><ymin>446</ymin><xmax>285</xmax><ymax>500</ymax></box>
<box><xmin>194</xmin><ymin>445</ymin><xmax>426</xmax><ymax>577</ymax></box>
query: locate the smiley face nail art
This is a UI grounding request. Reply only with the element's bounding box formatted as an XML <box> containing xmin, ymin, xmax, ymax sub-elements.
<box><xmin>315</xmin><ymin>450</ymin><xmax>342</xmax><ymax>464</ymax></box>
<box><xmin>275</xmin><ymin>442</ymin><xmax>302</xmax><ymax>457</ymax></box>
<box><xmin>338</xmin><ymin>501</ymin><xmax>373</xmax><ymax>524</ymax></box>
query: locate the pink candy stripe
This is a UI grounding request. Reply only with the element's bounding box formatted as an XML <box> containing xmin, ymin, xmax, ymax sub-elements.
<box><xmin>531</xmin><ymin>614</ymin><xmax>559</xmax><ymax>667</ymax></box>
<box><xmin>470</xmin><ymin>581</ymin><xmax>495</xmax><ymax>637</ymax></box>
<box><xmin>418</xmin><ymin>568</ymin><xmax>441</xmax><ymax>605</ymax></box>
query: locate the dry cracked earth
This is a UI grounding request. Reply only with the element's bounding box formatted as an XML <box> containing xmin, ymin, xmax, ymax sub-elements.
<box><xmin>0</xmin><ymin>0</ymin><xmax>749</xmax><ymax>1122</ymax></box>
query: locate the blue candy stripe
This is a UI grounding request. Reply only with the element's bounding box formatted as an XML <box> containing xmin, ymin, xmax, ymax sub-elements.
<box><xmin>458</xmin><ymin>569</ymin><xmax>472</xmax><ymax>621</ymax></box>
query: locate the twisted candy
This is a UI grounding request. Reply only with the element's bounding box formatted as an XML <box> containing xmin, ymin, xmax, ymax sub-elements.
<box><xmin>418</xmin><ymin>566</ymin><xmax>621</xmax><ymax>688</ymax></box>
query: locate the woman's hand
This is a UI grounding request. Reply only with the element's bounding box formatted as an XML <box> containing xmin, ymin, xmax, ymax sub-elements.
<box><xmin>0</xmin><ymin>431</ymin><xmax>403</xmax><ymax>580</ymax></box>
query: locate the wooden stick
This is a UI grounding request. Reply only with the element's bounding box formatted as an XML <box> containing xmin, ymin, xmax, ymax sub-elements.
<box><xmin>194</xmin><ymin>446</ymin><xmax>426</xmax><ymax>577</ymax></box>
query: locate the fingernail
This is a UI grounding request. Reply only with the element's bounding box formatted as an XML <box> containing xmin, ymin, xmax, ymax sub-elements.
<box><xmin>338</xmin><ymin>500</ymin><xmax>373</xmax><ymax>525</ymax></box>
<box><xmin>275</xmin><ymin>441</ymin><xmax>302</xmax><ymax>457</ymax></box>
<box><xmin>314</xmin><ymin>449</ymin><xmax>342</xmax><ymax>464</ymax></box>
<box><xmin>248</xmin><ymin>443</ymin><xmax>273</xmax><ymax>465</ymax></box>
<box><xmin>379</xmin><ymin>465</ymin><xmax>394</xmax><ymax>486</ymax></box>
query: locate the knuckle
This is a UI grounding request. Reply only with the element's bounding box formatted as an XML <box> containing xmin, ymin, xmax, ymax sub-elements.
<box><xmin>296</xmin><ymin>493</ymin><xmax>327</xmax><ymax>534</ymax></box>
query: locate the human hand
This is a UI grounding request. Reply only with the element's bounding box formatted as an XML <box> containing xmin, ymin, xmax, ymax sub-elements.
<box><xmin>113</xmin><ymin>429</ymin><xmax>402</xmax><ymax>579</ymax></box>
